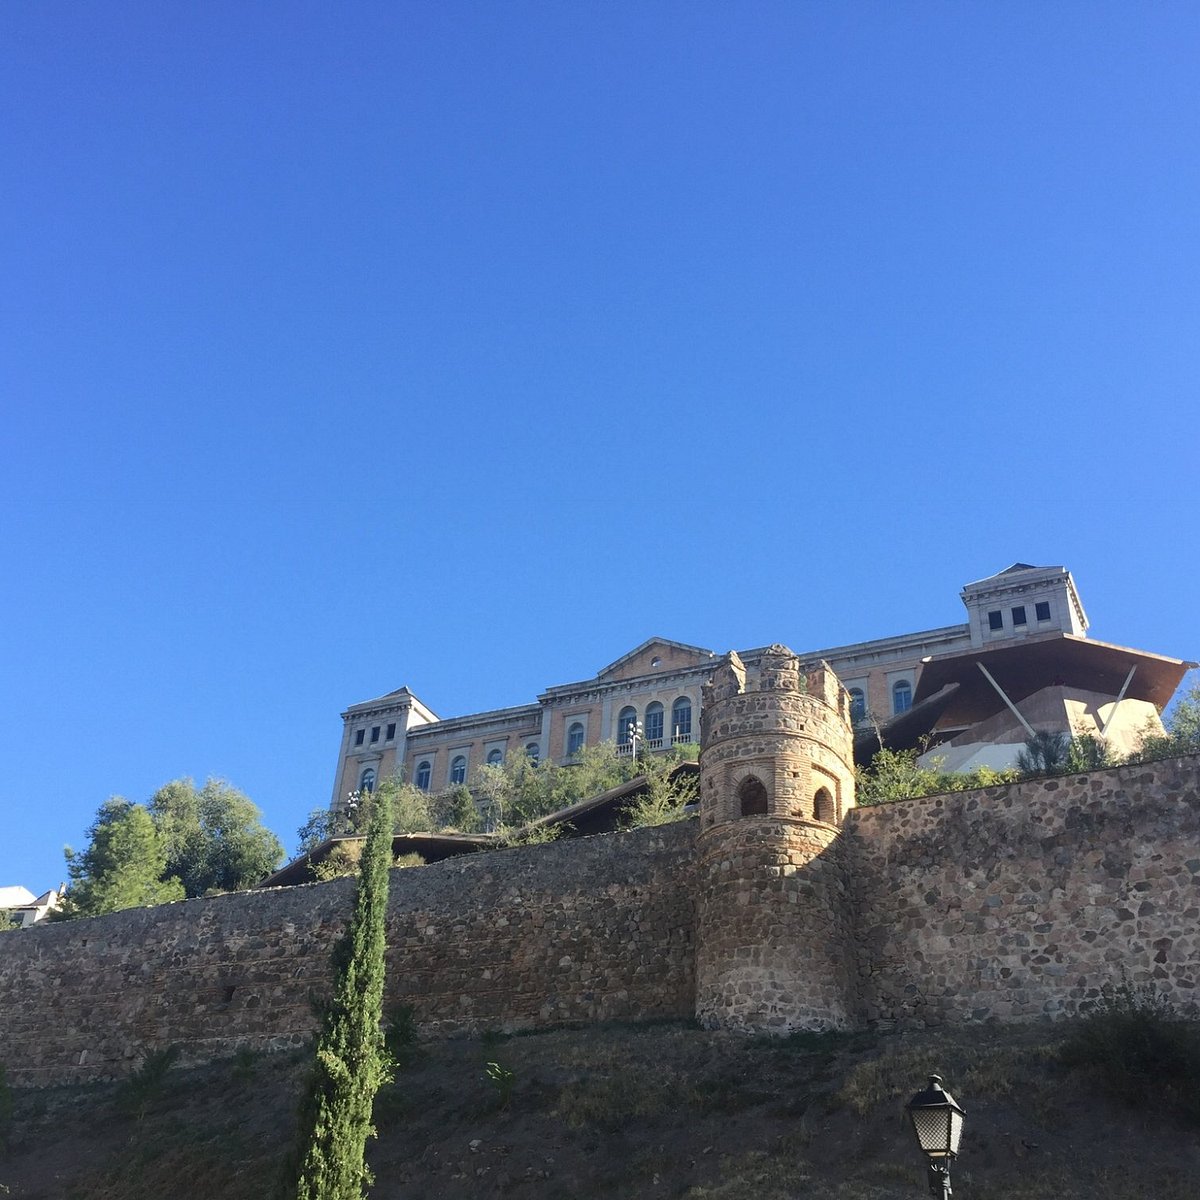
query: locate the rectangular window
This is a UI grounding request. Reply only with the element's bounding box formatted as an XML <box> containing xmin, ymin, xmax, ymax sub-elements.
<box><xmin>370</xmin><ymin>726</ymin><xmax>380</xmax><ymax>743</ymax></box>
<box><xmin>354</xmin><ymin>729</ymin><xmax>365</xmax><ymax>746</ymax></box>
<box><xmin>1036</xmin><ymin>601</ymin><xmax>1051</xmax><ymax>622</ymax></box>
<box><xmin>386</xmin><ymin>723</ymin><xmax>396</xmax><ymax>741</ymax></box>
<box><xmin>987</xmin><ymin>610</ymin><xmax>1003</xmax><ymax>631</ymax></box>
<box><xmin>1011</xmin><ymin>606</ymin><xmax>1027</xmax><ymax>626</ymax></box>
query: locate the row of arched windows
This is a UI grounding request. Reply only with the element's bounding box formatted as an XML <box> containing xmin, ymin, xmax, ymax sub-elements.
<box><xmin>615</xmin><ymin>697</ymin><xmax>693</xmax><ymax>749</ymax></box>
<box><xmin>408</xmin><ymin>742</ymin><xmax>542</xmax><ymax>792</ymax></box>
<box><xmin>382</xmin><ymin>697</ymin><xmax>697</xmax><ymax>795</ymax></box>
<box><xmin>848</xmin><ymin>680</ymin><xmax>912</xmax><ymax>722</ymax></box>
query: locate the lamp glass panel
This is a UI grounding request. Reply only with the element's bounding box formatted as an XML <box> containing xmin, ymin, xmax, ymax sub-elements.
<box><xmin>947</xmin><ymin>1109</ymin><xmax>964</xmax><ymax>1155</ymax></box>
<box><xmin>911</xmin><ymin>1107</ymin><xmax>951</xmax><ymax>1154</ymax></box>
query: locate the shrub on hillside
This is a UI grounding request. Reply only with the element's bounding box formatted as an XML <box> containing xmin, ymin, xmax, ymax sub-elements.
<box><xmin>1060</xmin><ymin>980</ymin><xmax>1200</xmax><ymax>1126</ymax></box>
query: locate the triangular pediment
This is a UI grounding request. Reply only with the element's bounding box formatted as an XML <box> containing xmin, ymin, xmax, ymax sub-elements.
<box><xmin>596</xmin><ymin>639</ymin><xmax>716</xmax><ymax>683</ymax></box>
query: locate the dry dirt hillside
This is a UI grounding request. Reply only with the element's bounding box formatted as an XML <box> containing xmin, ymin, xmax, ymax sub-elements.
<box><xmin>3</xmin><ymin>1017</ymin><xmax>1198</xmax><ymax>1199</ymax></box>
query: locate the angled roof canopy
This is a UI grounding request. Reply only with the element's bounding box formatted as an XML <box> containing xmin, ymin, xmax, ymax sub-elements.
<box><xmin>915</xmin><ymin>632</ymin><xmax>1194</xmax><ymax>713</ymax></box>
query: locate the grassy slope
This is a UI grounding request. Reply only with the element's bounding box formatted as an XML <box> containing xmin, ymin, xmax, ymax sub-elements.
<box><xmin>3</xmin><ymin>1020</ymin><xmax>1199</xmax><ymax>1200</ymax></box>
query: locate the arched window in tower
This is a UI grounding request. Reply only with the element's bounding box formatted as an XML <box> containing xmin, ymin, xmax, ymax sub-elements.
<box><xmin>848</xmin><ymin>688</ymin><xmax>866</xmax><ymax>723</ymax></box>
<box><xmin>450</xmin><ymin>755</ymin><xmax>467</xmax><ymax>785</ymax></box>
<box><xmin>644</xmin><ymin>702</ymin><xmax>664</xmax><ymax>748</ymax></box>
<box><xmin>813</xmin><ymin>786</ymin><xmax>835</xmax><ymax>824</ymax></box>
<box><xmin>524</xmin><ymin>742</ymin><xmax>540</xmax><ymax>766</ymax></box>
<box><xmin>415</xmin><ymin>760</ymin><xmax>432</xmax><ymax>791</ymax></box>
<box><xmin>566</xmin><ymin>722</ymin><xmax>585</xmax><ymax>757</ymax></box>
<box><xmin>737</xmin><ymin>774</ymin><xmax>769</xmax><ymax>817</ymax></box>
<box><xmin>892</xmin><ymin>680</ymin><xmax>913</xmax><ymax>714</ymax></box>
<box><xmin>359</xmin><ymin>768</ymin><xmax>376</xmax><ymax>793</ymax></box>
<box><xmin>486</xmin><ymin>748</ymin><xmax>503</xmax><ymax>767</ymax></box>
<box><xmin>672</xmin><ymin>697</ymin><xmax>693</xmax><ymax>744</ymax></box>
<box><xmin>617</xmin><ymin>706</ymin><xmax>637</xmax><ymax>747</ymax></box>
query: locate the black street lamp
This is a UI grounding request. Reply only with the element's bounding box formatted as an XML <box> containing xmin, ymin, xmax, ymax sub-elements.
<box><xmin>906</xmin><ymin>1074</ymin><xmax>966</xmax><ymax>1199</ymax></box>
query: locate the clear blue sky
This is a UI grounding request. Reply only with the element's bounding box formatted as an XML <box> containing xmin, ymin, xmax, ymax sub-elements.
<box><xmin>2</xmin><ymin>3</ymin><xmax>1197</xmax><ymax>890</ymax></box>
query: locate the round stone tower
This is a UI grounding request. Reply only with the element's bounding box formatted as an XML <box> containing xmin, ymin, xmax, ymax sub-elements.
<box><xmin>695</xmin><ymin>646</ymin><xmax>858</xmax><ymax>1032</ymax></box>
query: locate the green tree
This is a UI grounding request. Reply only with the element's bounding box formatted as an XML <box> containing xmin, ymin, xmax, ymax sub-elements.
<box><xmin>1168</xmin><ymin>679</ymin><xmax>1200</xmax><ymax>747</ymax></box>
<box><xmin>148</xmin><ymin>778</ymin><xmax>284</xmax><ymax>897</ymax></box>
<box><xmin>622</xmin><ymin>758</ymin><xmax>699</xmax><ymax>828</ymax></box>
<box><xmin>372</xmin><ymin>776</ymin><xmax>432</xmax><ymax>835</ymax></box>
<box><xmin>436</xmin><ymin>785</ymin><xmax>481</xmax><ymax>833</ymax></box>
<box><xmin>1065</xmin><ymin>730</ymin><xmax>1114</xmax><ymax>772</ymax></box>
<box><xmin>287</xmin><ymin>786</ymin><xmax>393</xmax><ymax>1200</ymax></box>
<box><xmin>62</xmin><ymin>799</ymin><xmax>185</xmax><ymax>917</ymax></box>
<box><xmin>1132</xmin><ymin>676</ymin><xmax>1200</xmax><ymax>763</ymax></box>
<box><xmin>1016</xmin><ymin>730</ymin><xmax>1070</xmax><ymax>775</ymax></box>
<box><xmin>297</xmin><ymin>808</ymin><xmax>337</xmax><ymax>856</ymax></box>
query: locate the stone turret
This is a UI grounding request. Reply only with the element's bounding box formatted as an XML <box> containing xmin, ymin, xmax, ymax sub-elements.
<box><xmin>695</xmin><ymin>646</ymin><xmax>858</xmax><ymax>1031</ymax></box>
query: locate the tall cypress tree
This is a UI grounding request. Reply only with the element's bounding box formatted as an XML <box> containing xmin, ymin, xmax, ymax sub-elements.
<box><xmin>289</xmin><ymin>788</ymin><xmax>393</xmax><ymax>1199</ymax></box>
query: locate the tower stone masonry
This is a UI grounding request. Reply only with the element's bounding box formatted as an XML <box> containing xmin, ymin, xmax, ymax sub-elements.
<box><xmin>695</xmin><ymin>646</ymin><xmax>859</xmax><ymax>1031</ymax></box>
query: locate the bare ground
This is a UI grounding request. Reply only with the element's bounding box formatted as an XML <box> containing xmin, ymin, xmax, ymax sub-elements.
<box><xmin>3</xmin><ymin>1019</ymin><xmax>1199</xmax><ymax>1199</ymax></box>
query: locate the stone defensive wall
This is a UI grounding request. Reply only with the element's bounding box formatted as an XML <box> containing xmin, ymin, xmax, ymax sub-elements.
<box><xmin>1</xmin><ymin>753</ymin><xmax>1197</xmax><ymax>1086</ymax></box>
<box><xmin>0</xmin><ymin>823</ymin><xmax>697</xmax><ymax>1086</ymax></box>
<box><xmin>846</xmin><ymin>752</ymin><xmax>1200</xmax><ymax>1027</ymax></box>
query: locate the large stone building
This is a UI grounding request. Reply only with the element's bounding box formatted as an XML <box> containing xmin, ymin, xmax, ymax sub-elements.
<box><xmin>329</xmin><ymin>563</ymin><xmax>1193</xmax><ymax>807</ymax></box>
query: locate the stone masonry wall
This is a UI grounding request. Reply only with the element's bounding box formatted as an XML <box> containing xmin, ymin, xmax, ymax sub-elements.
<box><xmin>846</xmin><ymin>753</ymin><xmax>1200</xmax><ymax>1028</ymax></box>
<box><xmin>0</xmin><ymin>822</ymin><xmax>697</xmax><ymax>1086</ymax></box>
<box><xmin>694</xmin><ymin>820</ymin><xmax>857</xmax><ymax>1031</ymax></box>
<box><xmin>4</xmin><ymin>755</ymin><xmax>1199</xmax><ymax>1086</ymax></box>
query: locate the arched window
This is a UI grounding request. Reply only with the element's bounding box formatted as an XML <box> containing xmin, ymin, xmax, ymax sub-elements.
<box><xmin>617</xmin><ymin>706</ymin><xmax>637</xmax><ymax>746</ymax></box>
<box><xmin>415</xmin><ymin>761</ymin><xmax>432</xmax><ymax>791</ymax></box>
<box><xmin>672</xmin><ymin>697</ymin><xmax>693</xmax><ymax>743</ymax></box>
<box><xmin>359</xmin><ymin>768</ymin><xmax>376</xmax><ymax>793</ymax></box>
<box><xmin>892</xmin><ymin>680</ymin><xmax>913</xmax><ymax>714</ymax></box>
<box><xmin>644</xmin><ymin>702</ymin><xmax>664</xmax><ymax>748</ymax></box>
<box><xmin>849</xmin><ymin>688</ymin><xmax>866</xmax><ymax>723</ymax></box>
<box><xmin>486</xmin><ymin>748</ymin><xmax>503</xmax><ymax>766</ymax></box>
<box><xmin>524</xmin><ymin>742</ymin><xmax>540</xmax><ymax>766</ymax></box>
<box><xmin>737</xmin><ymin>775</ymin><xmax>768</xmax><ymax>816</ymax></box>
<box><xmin>567</xmin><ymin>722</ymin><xmax>585</xmax><ymax>756</ymax></box>
<box><xmin>813</xmin><ymin>786</ymin><xmax>835</xmax><ymax>824</ymax></box>
<box><xmin>450</xmin><ymin>755</ymin><xmax>467</xmax><ymax>785</ymax></box>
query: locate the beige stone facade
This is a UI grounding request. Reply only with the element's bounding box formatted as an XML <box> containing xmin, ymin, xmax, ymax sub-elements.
<box><xmin>330</xmin><ymin>563</ymin><xmax>1192</xmax><ymax>810</ymax></box>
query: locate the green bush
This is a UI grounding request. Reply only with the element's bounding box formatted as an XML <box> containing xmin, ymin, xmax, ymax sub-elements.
<box><xmin>384</xmin><ymin>1004</ymin><xmax>419</xmax><ymax>1067</ymax></box>
<box><xmin>116</xmin><ymin>1045</ymin><xmax>180</xmax><ymax>1121</ymax></box>
<box><xmin>1060</xmin><ymin>980</ymin><xmax>1200</xmax><ymax>1126</ymax></box>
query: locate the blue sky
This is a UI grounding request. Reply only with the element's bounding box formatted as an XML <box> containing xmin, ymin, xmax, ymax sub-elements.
<box><xmin>2</xmin><ymin>3</ymin><xmax>1197</xmax><ymax>890</ymax></box>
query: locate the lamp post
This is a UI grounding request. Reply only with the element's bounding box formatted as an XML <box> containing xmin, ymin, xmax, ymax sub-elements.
<box><xmin>629</xmin><ymin>718</ymin><xmax>643</xmax><ymax>761</ymax></box>
<box><xmin>906</xmin><ymin>1074</ymin><xmax>965</xmax><ymax>1199</ymax></box>
<box><xmin>342</xmin><ymin>790</ymin><xmax>361</xmax><ymax>835</ymax></box>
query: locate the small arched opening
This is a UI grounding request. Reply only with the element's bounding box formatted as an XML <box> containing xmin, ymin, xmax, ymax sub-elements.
<box><xmin>737</xmin><ymin>775</ymin><xmax>769</xmax><ymax>817</ymax></box>
<box><xmin>813</xmin><ymin>786</ymin><xmax>835</xmax><ymax>824</ymax></box>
